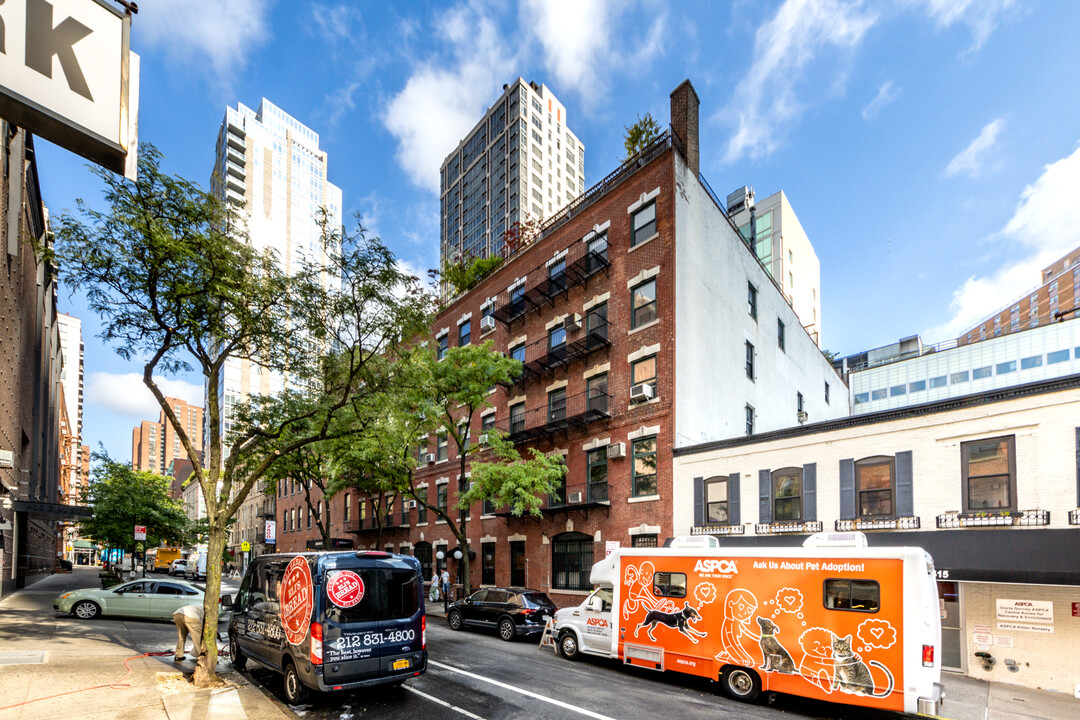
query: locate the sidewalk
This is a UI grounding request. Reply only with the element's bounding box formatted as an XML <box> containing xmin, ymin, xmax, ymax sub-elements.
<box><xmin>0</xmin><ymin>568</ymin><xmax>294</xmax><ymax>720</ymax></box>
<box><xmin>938</xmin><ymin>673</ymin><xmax>1080</xmax><ymax>720</ymax></box>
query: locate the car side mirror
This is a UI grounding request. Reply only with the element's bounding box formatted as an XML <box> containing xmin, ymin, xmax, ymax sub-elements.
<box><xmin>464</xmin><ymin>597</ymin><xmax>473</xmax><ymax>604</ymax></box>
<box><xmin>588</xmin><ymin>596</ymin><xmax>603</xmax><ymax>612</ymax></box>
<box><xmin>220</xmin><ymin>595</ymin><xmax>232</xmax><ymax>608</ymax></box>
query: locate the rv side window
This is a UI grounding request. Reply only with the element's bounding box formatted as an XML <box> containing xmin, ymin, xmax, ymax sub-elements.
<box><xmin>652</xmin><ymin>572</ymin><xmax>687</xmax><ymax>598</ymax></box>
<box><xmin>824</xmin><ymin>579</ymin><xmax>880</xmax><ymax>613</ymax></box>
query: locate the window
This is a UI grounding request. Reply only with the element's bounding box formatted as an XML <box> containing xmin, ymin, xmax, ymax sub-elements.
<box><xmin>586</xmin><ymin>448</ymin><xmax>607</xmax><ymax>502</ymax></box>
<box><xmin>824</xmin><ymin>579</ymin><xmax>880</xmax><ymax>612</ymax></box>
<box><xmin>631</xmin><ymin>436</ymin><xmax>657</xmax><ymax>497</ymax></box>
<box><xmin>509</xmin><ymin>402</ymin><xmax>525</xmax><ymax>435</ymax></box>
<box><xmin>929</xmin><ymin>376</ymin><xmax>947</xmax><ymax>388</ymax></box>
<box><xmin>631</xmin><ymin>534</ymin><xmax>658</xmax><ymax>548</ymax></box>
<box><xmin>548</xmin><ymin>257</ymin><xmax>567</xmax><ymax>292</ymax></box>
<box><xmin>482</xmin><ymin>543</ymin><xmax>496</xmax><ymax>586</ymax></box>
<box><xmin>417</xmin><ymin>496</ymin><xmax>427</xmax><ymax>524</ymax></box>
<box><xmin>631</xmin><ymin>280</ymin><xmax>657</xmax><ymax>328</ymax></box>
<box><xmin>1048</xmin><ymin>349</ymin><xmax>1069</xmax><ymax>364</ymax></box>
<box><xmin>652</xmin><ymin>571</ymin><xmax>687</xmax><ymax>598</ymax></box>
<box><xmin>1020</xmin><ymin>355</ymin><xmax>1042</xmax><ymax>369</ymax></box>
<box><xmin>705</xmin><ymin>476</ymin><xmax>729</xmax><ymax>523</ymax></box>
<box><xmin>745</xmin><ymin>341</ymin><xmax>755</xmax><ymax>380</ymax></box>
<box><xmin>586</xmin><ymin>233</ymin><xmax>608</xmax><ymax>272</ymax></box>
<box><xmin>631</xmin><ymin>356</ymin><xmax>656</xmax><ymax>400</ymax></box>
<box><xmin>437</xmin><ymin>334</ymin><xmax>448</xmax><ymax>360</ymax></box>
<box><xmin>481</xmin><ymin>413</ymin><xmax>496</xmax><ymax>432</ymax></box>
<box><xmin>909</xmin><ymin>380</ymin><xmax>926</xmax><ymax>392</ymax></box>
<box><xmin>548</xmin><ymin>324</ymin><xmax>567</xmax><ymax>359</ymax></box>
<box><xmin>631</xmin><ymin>202</ymin><xmax>657</xmax><ymax>246</ymax></box>
<box><xmin>552</xmin><ymin>532</ymin><xmax>593</xmax><ymax>591</ymax></box>
<box><xmin>972</xmin><ymin>366</ymin><xmax>992</xmax><ymax>379</ymax></box>
<box><xmin>778</xmin><ymin>319</ymin><xmax>785</xmax><ymax>351</ymax></box>
<box><xmin>585</xmin><ymin>302</ymin><xmax>608</xmax><ymax>343</ymax></box>
<box><xmin>996</xmin><ymin>361</ymin><xmax>1016</xmax><ymax>374</ymax></box>
<box><xmin>307</xmin><ymin>507</ymin><xmax>312</xmax><ymax>528</ymax></box>
<box><xmin>436</xmin><ymin>484</ymin><xmax>448</xmax><ymax>512</ymax></box>
<box><xmin>414</xmin><ymin>542</ymin><xmax>432</xmax><ymax>581</ymax></box>
<box><xmin>797</xmin><ymin>392</ymin><xmax>805</xmax><ymax>412</ymax></box>
<box><xmin>950</xmin><ymin>371</ymin><xmax>969</xmax><ymax>384</ymax></box>
<box><xmin>962</xmin><ymin>436</ymin><xmax>1015</xmax><ymax>512</ymax></box>
<box><xmin>824</xmin><ymin>381</ymin><xmax>830</xmax><ymax>404</ymax></box>
<box><xmin>458</xmin><ymin>320</ymin><xmax>471</xmax><ymax>347</ymax></box>
<box><xmin>856</xmin><ymin>456</ymin><xmax>895</xmax><ymax>517</ymax></box>
<box><xmin>854</xmin><ymin>392</ymin><xmax>869</xmax><ymax>405</ymax></box>
<box><xmin>747</xmin><ymin>282</ymin><xmax>758</xmax><ymax>319</ymax></box>
<box><xmin>547</xmin><ymin>388</ymin><xmax>567</xmax><ymax>423</ymax></box>
<box><xmin>509</xmin><ymin>343</ymin><xmax>525</xmax><ymax>364</ymax></box>
<box><xmin>890</xmin><ymin>385</ymin><xmax>906</xmax><ymax>397</ymax></box>
<box><xmin>436</xmin><ymin>432</ymin><xmax>448</xmax><ymax>461</ymax></box>
<box><xmin>510</xmin><ymin>284</ymin><xmax>526</xmax><ymax>314</ymax></box>
<box><xmin>772</xmin><ymin>467</ymin><xmax>802</xmax><ymax>521</ymax></box>
<box><xmin>745</xmin><ymin>404</ymin><xmax>754</xmax><ymax>436</ymax></box>
<box><xmin>344</xmin><ymin>495</ymin><xmax>351</xmax><ymax>523</ymax></box>
<box><xmin>417</xmin><ymin>440</ymin><xmax>428</xmax><ymax>463</ymax></box>
<box><xmin>587</xmin><ymin>373</ymin><xmax>609</xmax><ymax>414</ymax></box>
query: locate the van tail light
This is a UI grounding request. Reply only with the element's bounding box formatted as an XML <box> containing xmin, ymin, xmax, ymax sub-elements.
<box><xmin>922</xmin><ymin>644</ymin><xmax>934</xmax><ymax>667</ymax></box>
<box><xmin>310</xmin><ymin>622</ymin><xmax>323</xmax><ymax>665</ymax></box>
<box><xmin>422</xmin><ymin>614</ymin><xmax>427</xmax><ymax>650</ymax></box>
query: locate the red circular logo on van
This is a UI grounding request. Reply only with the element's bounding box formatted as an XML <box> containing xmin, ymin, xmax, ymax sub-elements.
<box><xmin>280</xmin><ymin>556</ymin><xmax>314</xmax><ymax>646</ymax></box>
<box><xmin>327</xmin><ymin>570</ymin><xmax>364</xmax><ymax>608</ymax></box>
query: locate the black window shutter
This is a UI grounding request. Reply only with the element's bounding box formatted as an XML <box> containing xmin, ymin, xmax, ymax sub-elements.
<box><xmin>728</xmin><ymin>474</ymin><xmax>741</xmax><ymax>526</ymax></box>
<box><xmin>693</xmin><ymin>476</ymin><xmax>704</xmax><ymax>527</ymax></box>
<box><xmin>802</xmin><ymin>463</ymin><xmax>817</xmax><ymax>522</ymax></box>
<box><xmin>758</xmin><ymin>469</ymin><xmax>772</xmax><ymax>524</ymax></box>
<box><xmin>839</xmin><ymin>459</ymin><xmax>856</xmax><ymax>520</ymax></box>
<box><xmin>895</xmin><ymin>451</ymin><xmax>914</xmax><ymax>517</ymax></box>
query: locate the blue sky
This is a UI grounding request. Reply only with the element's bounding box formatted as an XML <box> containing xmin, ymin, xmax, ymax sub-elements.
<box><xmin>34</xmin><ymin>0</ymin><xmax>1080</xmax><ymax>462</ymax></box>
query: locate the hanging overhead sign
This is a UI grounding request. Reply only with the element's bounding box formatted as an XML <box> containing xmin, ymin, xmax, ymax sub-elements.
<box><xmin>0</xmin><ymin>0</ymin><xmax>140</xmax><ymax>177</ymax></box>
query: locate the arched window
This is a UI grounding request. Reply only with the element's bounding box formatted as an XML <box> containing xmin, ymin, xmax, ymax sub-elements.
<box><xmin>414</xmin><ymin>541</ymin><xmax>433</xmax><ymax>581</ymax></box>
<box><xmin>552</xmin><ymin>532</ymin><xmax>593</xmax><ymax>591</ymax></box>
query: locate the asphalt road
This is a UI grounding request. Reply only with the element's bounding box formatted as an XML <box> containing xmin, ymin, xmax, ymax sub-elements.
<box><xmin>238</xmin><ymin>620</ymin><xmax>913</xmax><ymax>720</ymax></box>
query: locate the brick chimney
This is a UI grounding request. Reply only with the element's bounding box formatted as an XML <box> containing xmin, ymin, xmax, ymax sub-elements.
<box><xmin>669</xmin><ymin>79</ymin><xmax>700</xmax><ymax>175</ymax></box>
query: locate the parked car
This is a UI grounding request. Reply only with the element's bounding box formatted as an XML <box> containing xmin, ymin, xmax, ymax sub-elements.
<box><xmin>168</xmin><ymin>559</ymin><xmax>187</xmax><ymax>576</ymax></box>
<box><xmin>53</xmin><ymin>578</ymin><xmax>229</xmax><ymax>621</ymax></box>
<box><xmin>446</xmin><ymin>587</ymin><xmax>556</xmax><ymax>641</ymax></box>
<box><xmin>229</xmin><ymin>550</ymin><xmax>427</xmax><ymax>705</ymax></box>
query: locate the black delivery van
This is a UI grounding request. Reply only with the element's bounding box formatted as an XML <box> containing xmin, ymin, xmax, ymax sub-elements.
<box><xmin>228</xmin><ymin>551</ymin><xmax>427</xmax><ymax>704</ymax></box>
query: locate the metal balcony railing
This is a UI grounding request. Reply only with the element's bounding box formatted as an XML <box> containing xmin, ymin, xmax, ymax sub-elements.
<box><xmin>835</xmin><ymin>516</ymin><xmax>921</xmax><ymax>532</ymax></box>
<box><xmin>1070</xmin><ymin>509</ymin><xmax>1080</xmax><ymax>525</ymax></box>
<box><xmin>936</xmin><ymin>509</ymin><xmax>1050</xmax><ymax>528</ymax></box>
<box><xmin>500</xmin><ymin>389</ymin><xmax>610</xmax><ymax>443</ymax></box>
<box><xmin>490</xmin><ymin>246</ymin><xmax>610</xmax><ymax>326</ymax></box>
<box><xmin>754</xmin><ymin>520</ymin><xmax>824</xmax><ymax>535</ymax></box>
<box><xmin>509</xmin><ymin>319</ymin><xmax>610</xmax><ymax>386</ymax></box>
<box><xmin>690</xmin><ymin>524</ymin><xmax>745</xmax><ymax>536</ymax></box>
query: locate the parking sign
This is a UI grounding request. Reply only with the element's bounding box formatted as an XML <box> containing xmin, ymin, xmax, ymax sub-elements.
<box><xmin>134</xmin><ymin>525</ymin><xmax>146</xmax><ymax>541</ymax></box>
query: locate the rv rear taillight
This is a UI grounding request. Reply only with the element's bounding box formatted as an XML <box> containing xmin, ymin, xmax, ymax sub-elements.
<box><xmin>422</xmin><ymin>614</ymin><xmax>427</xmax><ymax>650</ymax></box>
<box><xmin>310</xmin><ymin>622</ymin><xmax>323</xmax><ymax>665</ymax></box>
<box><xmin>922</xmin><ymin>644</ymin><xmax>935</xmax><ymax>667</ymax></box>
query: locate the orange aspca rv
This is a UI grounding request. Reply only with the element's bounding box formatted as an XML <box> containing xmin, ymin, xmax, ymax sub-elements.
<box><xmin>551</xmin><ymin>532</ymin><xmax>943</xmax><ymax>715</ymax></box>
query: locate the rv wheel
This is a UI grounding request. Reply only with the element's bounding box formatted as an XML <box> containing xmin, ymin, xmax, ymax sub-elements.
<box><xmin>558</xmin><ymin>632</ymin><xmax>580</xmax><ymax>661</ymax></box>
<box><xmin>721</xmin><ymin>666</ymin><xmax>761</xmax><ymax>702</ymax></box>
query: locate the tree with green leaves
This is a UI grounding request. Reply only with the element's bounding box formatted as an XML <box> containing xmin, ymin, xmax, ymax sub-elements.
<box><xmin>624</xmin><ymin>112</ymin><xmax>662</xmax><ymax>160</ymax></box>
<box><xmin>79</xmin><ymin>451</ymin><xmax>190</xmax><ymax>567</ymax></box>
<box><xmin>463</xmin><ymin>431</ymin><xmax>566</xmax><ymax>517</ymax></box>
<box><xmin>50</xmin><ymin>145</ymin><xmax>432</xmax><ymax>687</ymax></box>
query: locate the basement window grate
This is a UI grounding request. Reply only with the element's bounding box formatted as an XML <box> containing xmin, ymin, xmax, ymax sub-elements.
<box><xmin>0</xmin><ymin>651</ymin><xmax>47</xmax><ymax>665</ymax></box>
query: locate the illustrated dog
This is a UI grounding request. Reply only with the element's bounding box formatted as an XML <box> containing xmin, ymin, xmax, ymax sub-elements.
<box><xmin>756</xmin><ymin>617</ymin><xmax>796</xmax><ymax>673</ymax></box>
<box><xmin>635</xmin><ymin>602</ymin><xmax>707</xmax><ymax>643</ymax></box>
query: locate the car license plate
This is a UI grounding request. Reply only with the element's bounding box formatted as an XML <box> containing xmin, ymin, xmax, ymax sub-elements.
<box><xmin>393</xmin><ymin>659</ymin><xmax>409</xmax><ymax>670</ymax></box>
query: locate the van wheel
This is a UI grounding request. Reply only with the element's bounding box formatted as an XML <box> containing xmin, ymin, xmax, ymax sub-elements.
<box><xmin>229</xmin><ymin>634</ymin><xmax>246</xmax><ymax>670</ymax></box>
<box><xmin>498</xmin><ymin>617</ymin><xmax>516</xmax><ymax>641</ymax></box>
<box><xmin>558</xmin><ymin>632</ymin><xmax>580</xmax><ymax>660</ymax></box>
<box><xmin>721</xmin><ymin>666</ymin><xmax>762</xmax><ymax>702</ymax></box>
<box><xmin>283</xmin><ymin>660</ymin><xmax>308</xmax><ymax>706</ymax></box>
<box><xmin>447</xmin><ymin>610</ymin><xmax>463</xmax><ymax>631</ymax></box>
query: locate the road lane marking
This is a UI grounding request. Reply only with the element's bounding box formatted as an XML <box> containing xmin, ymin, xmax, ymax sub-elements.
<box><xmin>429</xmin><ymin>660</ymin><xmax>617</xmax><ymax>720</ymax></box>
<box><xmin>404</xmin><ymin>684</ymin><xmax>486</xmax><ymax>719</ymax></box>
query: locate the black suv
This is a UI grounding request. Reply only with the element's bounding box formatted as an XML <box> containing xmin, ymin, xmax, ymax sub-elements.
<box><xmin>446</xmin><ymin>587</ymin><xmax>556</xmax><ymax>641</ymax></box>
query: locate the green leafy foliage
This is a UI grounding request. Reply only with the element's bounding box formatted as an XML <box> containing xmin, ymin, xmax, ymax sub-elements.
<box><xmin>463</xmin><ymin>431</ymin><xmax>565</xmax><ymax>516</ymax></box>
<box><xmin>437</xmin><ymin>255</ymin><xmax>505</xmax><ymax>297</ymax></box>
<box><xmin>624</xmin><ymin>112</ymin><xmax>662</xmax><ymax>160</ymax></box>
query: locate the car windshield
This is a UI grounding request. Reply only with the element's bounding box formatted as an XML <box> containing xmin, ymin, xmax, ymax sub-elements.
<box><xmin>522</xmin><ymin>592</ymin><xmax>555</xmax><ymax>608</ymax></box>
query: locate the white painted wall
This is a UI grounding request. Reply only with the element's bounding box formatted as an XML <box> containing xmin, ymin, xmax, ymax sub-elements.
<box><xmin>673</xmin><ymin>158</ymin><xmax>846</xmax><ymax>449</ymax></box>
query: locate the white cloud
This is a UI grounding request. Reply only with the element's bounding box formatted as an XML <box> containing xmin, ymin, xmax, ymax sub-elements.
<box><xmin>861</xmin><ymin>80</ymin><xmax>900</xmax><ymax>120</ymax></box>
<box><xmin>944</xmin><ymin>117</ymin><xmax>1006</xmax><ymax>178</ymax></box>
<box><xmin>720</xmin><ymin>0</ymin><xmax>877</xmax><ymax>164</ymax></box>
<box><xmin>383</xmin><ymin>5</ymin><xmax>515</xmax><ymax>193</ymax></box>
<box><xmin>910</xmin><ymin>0</ymin><xmax>1019</xmax><ymax>53</ymax></box>
<box><xmin>928</xmin><ymin>142</ymin><xmax>1080</xmax><ymax>340</ymax></box>
<box><xmin>86</xmin><ymin>372</ymin><xmax>203</xmax><ymax>420</ymax></box>
<box><xmin>138</xmin><ymin>0</ymin><xmax>270</xmax><ymax>85</ymax></box>
<box><xmin>520</xmin><ymin>0</ymin><xmax>666</xmax><ymax>104</ymax></box>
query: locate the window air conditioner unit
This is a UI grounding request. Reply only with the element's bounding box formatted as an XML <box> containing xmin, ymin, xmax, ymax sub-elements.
<box><xmin>407</xmin><ymin>500</ymin><xmax>417</xmax><ymax>509</ymax></box>
<box><xmin>480</xmin><ymin>316</ymin><xmax>496</xmax><ymax>332</ymax></box>
<box><xmin>797</xmin><ymin>411</ymin><xmax>808</xmax><ymax>424</ymax></box>
<box><xmin>630</xmin><ymin>383</ymin><xmax>654</xmax><ymax>402</ymax></box>
<box><xmin>567</xmin><ymin>491</ymin><xmax>583</xmax><ymax>504</ymax></box>
<box><xmin>564</xmin><ymin>313</ymin><xmax>581</xmax><ymax>331</ymax></box>
<box><xmin>478</xmin><ymin>433</ymin><xmax>490</xmax><ymax>446</ymax></box>
<box><xmin>606</xmin><ymin>442</ymin><xmax>625</xmax><ymax>459</ymax></box>
<box><xmin>424</xmin><ymin>453</ymin><xmax>436</xmax><ymax>464</ymax></box>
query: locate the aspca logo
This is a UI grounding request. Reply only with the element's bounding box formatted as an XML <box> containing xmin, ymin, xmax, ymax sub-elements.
<box><xmin>586</xmin><ymin>617</ymin><xmax>608</xmax><ymax>627</ymax></box>
<box><xmin>694</xmin><ymin>559</ymin><xmax>738</xmax><ymax>574</ymax></box>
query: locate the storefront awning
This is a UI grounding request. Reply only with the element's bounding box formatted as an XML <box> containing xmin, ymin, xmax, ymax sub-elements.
<box><xmin>12</xmin><ymin>500</ymin><xmax>92</xmax><ymax>522</ymax></box>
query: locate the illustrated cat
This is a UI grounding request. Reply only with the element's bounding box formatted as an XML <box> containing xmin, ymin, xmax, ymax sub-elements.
<box><xmin>831</xmin><ymin>634</ymin><xmax>894</xmax><ymax>698</ymax></box>
<box><xmin>756</xmin><ymin>617</ymin><xmax>796</xmax><ymax>673</ymax></box>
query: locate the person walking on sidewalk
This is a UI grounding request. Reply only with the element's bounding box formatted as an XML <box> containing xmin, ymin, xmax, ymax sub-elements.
<box><xmin>441</xmin><ymin>568</ymin><xmax>450</xmax><ymax>612</ymax></box>
<box><xmin>429</xmin><ymin>571</ymin><xmax>440</xmax><ymax>602</ymax></box>
<box><xmin>173</xmin><ymin>603</ymin><xmax>204</xmax><ymax>661</ymax></box>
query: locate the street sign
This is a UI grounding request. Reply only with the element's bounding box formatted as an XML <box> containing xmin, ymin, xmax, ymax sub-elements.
<box><xmin>133</xmin><ymin>525</ymin><xmax>146</xmax><ymax>541</ymax></box>
<box><xmin>0</xmin><ymin>0</ymin><xmax>140</xmax><ymax>177</ymax></box>
<box><xmin>241</xmin><ymin>541</ymin><xmax>250</xmax><ymax>552</ymax></box>
<box><xmin>264</xmin><ymin>520</ymin><xmax>276</xmax><ymax>545</ymax></box>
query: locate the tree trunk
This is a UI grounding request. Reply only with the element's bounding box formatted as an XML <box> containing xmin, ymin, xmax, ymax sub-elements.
<box><xmin>193</xmin><ymin>520</ymin><xmax>227</xmax><ymax>687</ymax></box>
